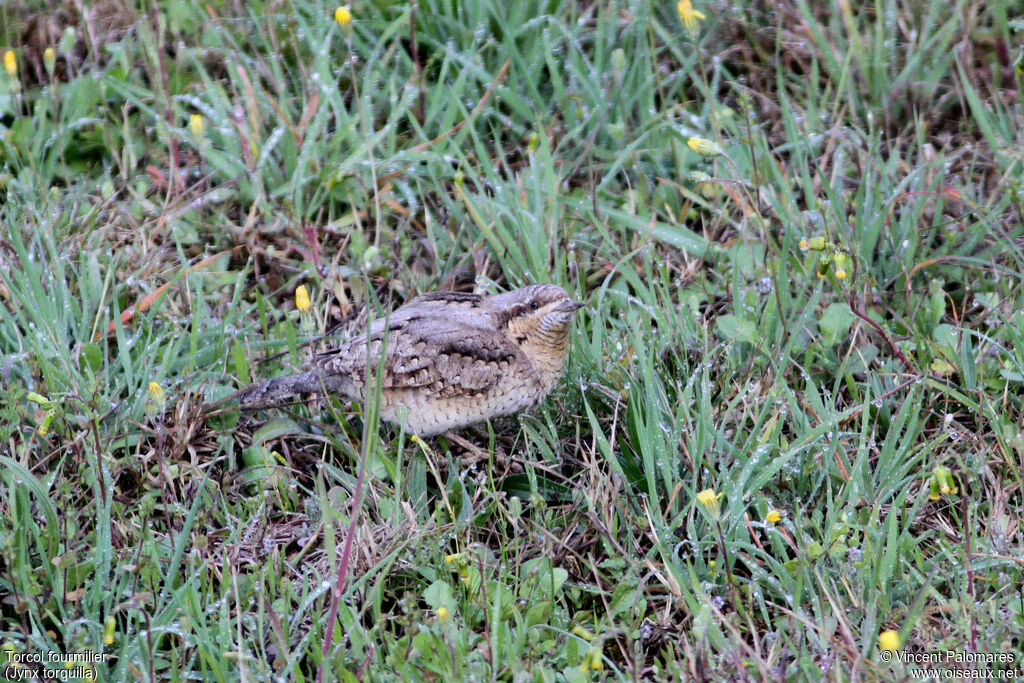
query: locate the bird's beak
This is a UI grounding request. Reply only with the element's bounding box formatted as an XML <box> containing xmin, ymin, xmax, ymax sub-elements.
<box><xmin>555</xmin><ymin>299</ymin><xmax>585</xmax><ymax>313</ymax></box>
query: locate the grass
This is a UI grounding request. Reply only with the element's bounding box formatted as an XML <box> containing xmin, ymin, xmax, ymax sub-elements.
<box><xmin>1</xmin><ymin>0</ymin><xmax>1023</xmax><ymax>680</ymax></box>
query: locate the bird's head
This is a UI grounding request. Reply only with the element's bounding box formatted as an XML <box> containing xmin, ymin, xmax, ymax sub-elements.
<box><xmin>490</xmin><ymin>284</ymin><xmax>585</xmax><ymax>381</ymax></box>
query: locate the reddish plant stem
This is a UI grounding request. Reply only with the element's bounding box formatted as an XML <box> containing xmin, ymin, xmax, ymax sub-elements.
<box><xmin>847</xmin><ymin>293</ymin><xmax>917</xmax><ymax>376</ymax></box>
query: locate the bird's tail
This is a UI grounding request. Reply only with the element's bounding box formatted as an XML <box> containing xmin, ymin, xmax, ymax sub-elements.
<box><xmin>236</xmin><ymin>371</ymin><xmax>324</xmax><ymax>405</ymax></box>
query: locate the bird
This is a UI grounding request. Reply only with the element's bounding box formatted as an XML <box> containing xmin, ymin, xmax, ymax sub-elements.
<box><xmin>236</xmin><ymin>284</ymin><xmax>585</xmax><ymax>436</ymax></box>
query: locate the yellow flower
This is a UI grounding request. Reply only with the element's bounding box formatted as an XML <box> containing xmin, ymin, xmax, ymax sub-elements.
<box><xmin>146</xmin><ymin>381</ymin><xmax>166</xmax><ymax>416</ymax></box>
<box><xmin>38</xmin><ymin>409</ymin><xmax>56</xmax><ymax>436</ymax></box>
<box><xmin>189</xmin><ymin>114</ymin><xmax>204</xmax><ymax>139</ymax></box>
<box><xmin>687</xmin><ymin>136</ymin><xmax>722</xmax><ymax>157</ymax></box>
<box><xmin>696</xmin><ymin>488</ymin><xmax>723</xmax><ymax>520</ymax></box>
<box><xmin>833</xmin><ymin>253</ymin><xmax>847</xmax><ymax>279</ymax></box>
<box><xmin>436</xmin><ymin>607</ymin><xmax>450</xmax><ymax>623</ymax></box>
<box><xmin>930</xmin><ymin>467</ymin><xmax>958</xmax><ymax>498</ymax></box>
<box><xmin>677</xmin><ymin>0</ymin><xmax>707</xmax><ymax>38</ymax></box>
<box><xmin>295</xmin><ymin>284</ymin><xmax>311</xmax><ymax>312</ymax></box>
<box><xmin>579</xmin><ymin>646</ymin><xmax>604</xmax><ymax>673</ymax></box>
<box><xmin>335</xmin><ymin>5</ymin><xmax>353</xmax><ymax>29</ymax></box>
<box><xmin>147</xmin><ymin>381</ymin><xmax>165</xmax><ymax>405</ymax></box>
<box><xmin>765</xmin><ymin>509</ymin><xmax>782</xmax><ymax>524</ymax></box>
<box><xmin>43</xmin><ymin>48</ymin><xmax>56</xmax><ymax>75</ymax></box>
<box><xmin>3</xmin><ymin>50</ymin><xmax>16</xmax><ymax>77</ymax></box>
<box><xmin>878</xmin><ymin>629</ymin><xmax>900</xmax><ymax>652</ymax></box>
<box><xmin>800</xmin><ymin>236</ymin><xmax>827</xmax><ymax>252</ymax></box>
<box><xmin>816</xmin><ymin>256</ymin><xmax>832</xmax><ymax>279</ymax></box>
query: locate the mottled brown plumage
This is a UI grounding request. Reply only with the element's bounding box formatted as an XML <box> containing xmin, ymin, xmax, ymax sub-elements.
<box><xmin>237</xmin><ymin>284</ymin><xmax>584</xmax><ymax>435</ymax></box>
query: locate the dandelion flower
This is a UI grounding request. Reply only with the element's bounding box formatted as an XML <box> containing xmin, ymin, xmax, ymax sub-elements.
<box><xmin>878</xmin><ymin>629</ymin><xmax>900</xmax><ymax>652</ymax></box>
<box><xmin>295</xmin><ymin>284</ymin><xmax>311</xmax><ymax>312</ymax></box>
<box><xmin>687</xmin><ymin>136</ymin><xmax>722</xmax><ymax>157</ymax></box>
<box><xmin>335</xmin><ymin>6</ymin><xmax>353</xmax><ymax>29</ymax></box>
<box><xmin>147</xmin><ymin>381</ymin><xmax>166</xmax><ymax>405</ymax></box>
<box><xmin>189</xmin><ymin>114</ymin><xmax>204</xmax><ymax>139</ymax></box>
<box><xmin>696</xmin><ymin>488</ymin><xmax>723</xmax><ymax>520</ymax></box>
<box><xmin>3</xmin><ymin>50</ymin><xmax>16</xmax><ymax>77</ymax></box>
<box><xmin>677</xmin><ymin>0</ymin><xmax>707</xmax><ymax>39</ymax></box>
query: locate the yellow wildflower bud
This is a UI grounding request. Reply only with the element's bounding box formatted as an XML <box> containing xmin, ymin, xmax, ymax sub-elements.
<box><xmin>930</xmin><ymin>467</ymin><xmax>958</xmax><ymax>498</ymax></box>
<box><xmin>687</xmin><ymin>136</ymin><xmax>722</xmax><ymax>157</ymax></box>
<box><xmin>816</xmin><ymin>256</ymin><xmax>832</xmax><ymax>279</ymax></box>
<box><xmin>146</xmin><ymin>381</ymin><xmax>166</xmax><ymax>416</ymax></box>
<box><xmin>335</xmin><ymin>5</ymin><xmax>353</xmax><ymax>29</ymax></box>
<box><xmin>295</xmin><ymin>284</ymin><xmax>311</xmax><ymax>312</ymax></box>
<box><xmin>27</xmin><ymin>392</ymin><xmax>54</xmax><ymax>410</ymax></box>
<box><xmin>103</xmin><ymin>615</ymin><xmax>116</xmax><ymax>645</ymax></box>
<box><xmin>3</xmin><ymin>50</ymin><xmax>16</xmax><ymax>77</ymax></box>
<box><xmin>677</xmin><ymin>0</ymin><xmax>707</xmax><ymax>38</ymax></box>
<box><xmin>43</xmin><ymin>48</ymin><xmax>56</xmax><ymax>76</ymax></box>
<box><xmin>765</xmin><ymin>509</ymin><xmax>782</xmax><ymax>524</ymax></box>
<box><xmin>833</xmin><ymin>252</ymin><xmax>847</xmax><ymax>279</ymax></box>
<box><xmin>696</xmin><ymin>488</ymin><xmax>723</xmax><ymax>520</ymax></box>
<box><xmin>38</xmin><ymin>409</ymin><xmax>56</xmax><ymax>436</ymax></box>
<box><xmin>436</xmin><ymin>607</ymin><xmax>450</xmax><ymax>623</ymax></box>
<box><xmin>147</xmin><ymin>381</ymin><xmax>165</xmax><ymax>405</ymax></box>
<box><xmin>801</xmin><ymin>236</ymin><xmax>827</xmax><ymax>251</ymax></box>
<box><xmin>571</xmin><ymin>625</ymin><xmax>595</xmax><ymax>641</ymax></box>
<box><xmin>189</xmin><ymin>114</ymin><xmax>204</xmax><ymax>139</ymax></box>
<box><xmin>878</xmin><ymin>629</ymin><xmax>900</xmax><ymax>652</ymax></box>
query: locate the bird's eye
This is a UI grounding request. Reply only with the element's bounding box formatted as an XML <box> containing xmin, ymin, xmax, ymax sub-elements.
<box><xmin>529</xmin><ymin>300</ymin><xmax>538</xmax><ymax>310</ymax></box>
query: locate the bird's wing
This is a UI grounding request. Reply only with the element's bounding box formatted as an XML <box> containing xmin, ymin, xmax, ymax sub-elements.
<box><xmin>317</xmin><ymin>306</ymin><xmax>524</xmax><ymax>397</ymax></box>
